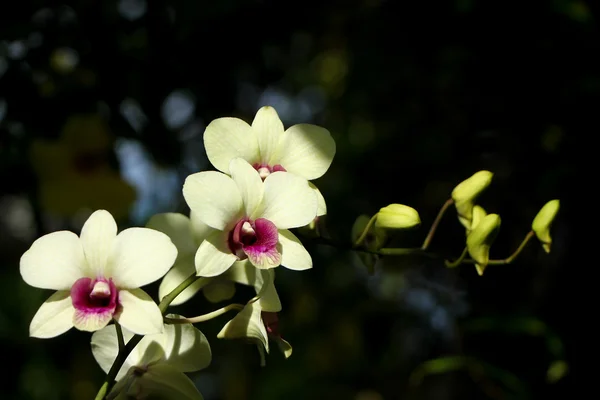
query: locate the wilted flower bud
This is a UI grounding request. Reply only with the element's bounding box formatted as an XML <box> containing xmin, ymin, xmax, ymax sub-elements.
<box><xmin>466</xmin><ymin>213</ymin><xmax>501</xmax><ymax>276</ymax></box>
<box><xmin>375</xmin><ymin>204</ymin><xmax>421</xmax><ymax>230</ymax></box>
<box><xmin>531</xmin><ymin>199</ymin><xmax>560</xmax><ymax>253</ymax></box>
<box><xmin>452</xmin><ymin>170</ymin><xmax>494</xmax><ymax>229</ymax></box>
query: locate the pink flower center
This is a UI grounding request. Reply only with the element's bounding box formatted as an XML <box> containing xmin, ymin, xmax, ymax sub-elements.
<box><xmin>228</xmin><ymin>218</ymin><xmax>281</xmax><ymax>268</ymax></box>
<box><xmin>71</xmin><ymin>277</ymin><xmax>119</xmax><ymax>315</ymax></box>
<box><xmin>252</xmin><ymin>162</ymin><xmax>286</xmax><ymax>180</ymax></box>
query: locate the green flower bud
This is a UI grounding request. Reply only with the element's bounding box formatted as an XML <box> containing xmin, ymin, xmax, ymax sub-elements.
<box><xmin>452</xmin><ymin>170</ymin><xmax>494</xmax><ymax>229</ymax></box>
<box><xmin>375</xmin><ymin>204</ymin><xmax>421</xmax><ymax>230</ymax></box>
<box><xmin>351</xmin><ymin>214</ymin><xmax>386</xmax><ymax>250</ymax></box>
<box><xmin>466</xmin><ymin>205</ymin><xmax>487</xmax><ymax>235</ymax></box>
<box><xmin>531</xmin><ymin>199</ymin><xmax>560</xmax><ymax>253</ymax></box>
<box><xmin>466</xmin><ymin>213</ymin><xmax>501</xmax><ymax>276</ymax></box>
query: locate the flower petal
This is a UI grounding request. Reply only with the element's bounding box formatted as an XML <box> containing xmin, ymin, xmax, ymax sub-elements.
<box><xmin>229</xmin><ymin>158</ymin><xmax>264</xmax><ymax>217</ymax></box>
<box><xmin>20</xmin><ymin>231</ymin><xmax>86</xmax><ymax>290</ymax></box>
<box><xmin>278</xmin><ymin>229</ymin><xmax>312</xmax><ymax>271</ymax></box>
<box><xmin>183</xmin><ymin>171</ymin><xmax>243</xmax><ymax>230</ymax></box>
<box><xmin>310</xmin><ymin>182</ymin><xmax>327</xmax><ymax>216</ymax></box>
<box><xmin>217</xmin><ymin>301</ymin><xmax>269</xmax><ymax>353</ymax></box>
<box><xmin>123</xmin><ymin>363</ymin><xmax>204</xmax><ymax>400</ymax></box>
<box><xmin>275</xmin><ymin>124</ymin><xmax>336</xmax><ymax>180</ymax></box>
<box><xmin>115</xmin><ymin>289</ymin><xmax>164</xmax><ymax>335</ymax></box>
<box><xmin>203</xmin><ymin>280</ymin><xmax>236</xmax><ymax>303</ymax></box>
<box><xmin>163</xmin><ymin>318</ymin><xmax>212</xmax><ymax>372</ymax></box>
<box><xmin>190</xmin><ymin>210</ymin><xmax>216</xmax><ymax>244</ymax></box>
<box><xmin>223</xmin><ymin>264</ymin><xmax>281</xmax><ymax>311</ymax></box>
<box><xmin>159</xmin><ymin>255</ymin><xmax>211</xmax><ymax>306</ymax></box>
<box><xmin>146</xmin><ymin>213</ymin><xmax>197</xmax><ymax>257</ymax></box>
<box><xmin>203</xmin><ymin>116</ymin><xmax>259</xmax><ymax>173</ymax></box>
<box><xmin>252</xmin><ymin>106</ymin><xmax>284</xmax><ymax>165</ymax></box>
<box><xmin>108</xmin><ymin>227</ymin><xmax>177</xmax><ymax>289</ymax></box>
<box><xmin>80</xmin><ymin>210</ymin><xmax>118</xmax><ymax>276</ymax></box>
<box><xmin>29</xmin><ymin>290</ymin><xmax>74</xmax><ymax>338</ymax></box>
<box><xmin>260</xmin><ymin>171</ymin><xmax>317</xmax><ymax>229</ymax></box>
<box><xmin>91</xmin><ymin>324</ymin><xmax>137</xmax><ymax>380</ymax></box>
<box><xmin>195</xmin><ymin>231</ymin><xmax>238</xmax><ymax>277</ymax></box>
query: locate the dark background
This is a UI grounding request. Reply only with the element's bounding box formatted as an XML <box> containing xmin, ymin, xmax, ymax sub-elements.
<box><xmin>0</xmin><ymin>0</ymin><xmax>584</xmax><ymax>399</ymax></box>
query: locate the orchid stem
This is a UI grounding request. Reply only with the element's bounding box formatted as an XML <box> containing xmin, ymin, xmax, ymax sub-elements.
<box><xmin>460</xmin><ymin>230</ymin><xmax>535</xmax><ymax>266</ymax></box>
<box><xmin>445</xmin><ymin>247</ymin><xmax>468</xmax><ymax>268</ymax></box>
<box><xmin>421</xmin><ymin>198</ymin><xmax>453</xmax><ymax>250</ymax></box>
<box><xmin>94</xmin><ymin>273</ymin><xmax>201</xmax><ymax>400</ymax></box>
<box><xmin>353</xmin><ymin>214</ymin><xmax>378</xmax><ymax>247</ymax></box>
<box><xmin>164</xmin><ymin>304</ymin><xmax>244</xmax><ymax>324</ymax></box>
<box><xmin>115</xmin><ymin>322</ymin><xmax>124</xmax><ymax>352</ymax></box>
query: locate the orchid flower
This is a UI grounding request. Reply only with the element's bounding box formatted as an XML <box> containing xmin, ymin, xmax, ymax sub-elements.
<box><xmin>203</xmin><ymin>106</ymin><xmax>335</xmax><ymax>216</ymax></box>
<box><xmin>91</xmin><ymin>319</ymin><xmax>211</xmax><ymax>400</ymax></box>
<box><xmin>182</xmin><ymin>157</ymin><xmax>317</xmax><ymax>276</ymax></box>
<box><xmin>20</xmin><ymin>210</ymin><xmax>177</xmax><ymax>338</ymax></box>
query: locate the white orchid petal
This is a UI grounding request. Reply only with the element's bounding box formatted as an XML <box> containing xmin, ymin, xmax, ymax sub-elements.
<box><xmin>109</xmin><ymin>228</ymin><xmax>177</xmax><ymax>289</ymax></box>
<box><xmin>252</xmin><ymin>106</ymin><xmax>284</xmax><ymax>165</ymax></box>
<box><xmin>260</xmin><ymin>172</ymin><xmax>317</xmax><ymax>229</ymax></box>
<box><xmin>128</xmin><ymin>363</ymin><xmax>205</xmax><ymax>400</ymax></box>
<box><xmin>310</xmin><ymin>182</ymin><xmax>327</xmax><ymax>216</ymax></box>
<box><xmin>203</xmin><ymin>116</ymin><xmax>259</xmax><ymax>173</ymax></box>
<box><xmin>29</xmin><ymin>290</ymin><xmax>74</xmax><ymax>338</ymax></box>
<box><xmin>278</xmin><ymin>229</ymin><xmax>312</xmax><ymax>271</ymax></box>
<box><xmin>203</xmin><ymin>280</ymin><xmax>236</xmax><ymax>303</ymax></box>
<box><xmin>183</xmin><ymin>171</ymin><xmax>243</xmax><ymax>231</ymax></box>
<box><xmin>217</xmin><ymin>302</ymin><xmax>269</xmax><ymax>353</ymax></box>
<box><xmin>80</xmin><ymin>210</ymin><xmax>118</xmax><ymax>276</ymax></box>
<box><xmin>276</xmin><ymin>124</ymin><xmax>336</xmax><ymax>180</ymax></box>
<box><xmin>222</xmin><ymin>263</ymin><xmax>281</xmax><ymax>311</ymax></box>
<box><xmin>91</xmin><ymin>324</ymin><xmax>137</xmax><ymax>380</ymax></box>
<box><xmin>146</xmin><ymin>213</ymin><xmax>197</xmax><ymax>257</ymax></box>
<box><xmin>20</xmin><ymin>231</ymin><xmax>86</xmax><ymax>290</ymax></box>
<box><xmin>229</xmin><ymin>158</ymin><xmax>264</xmax><ymax>218</ymax></box>
<box><xmin>159</xmin><ymin>256</ymin><xmax>211</xmax><ymax>306</ymax></box>
<box><xmin>194</xmin><ymin>231</ymin><xmax>238</xmax><ymax>277</ymax></box>
<box><xmin>115</xmin><ymin>289</ymin><xmax>164</xmax><ymax>335</ymax></box>
<box><xmin>163</xmin><ymin>319</ymin><xmax>212</xmax><ymax>372</ymax></box>
<box><xmin>190</xmin><ymin>210</ymin><xmax>216</xmax><ymax>244</ymax></box>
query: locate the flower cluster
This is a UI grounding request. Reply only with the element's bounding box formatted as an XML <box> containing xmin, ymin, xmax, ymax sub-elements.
<box><xmin>20</xmin><ymin>105</ymin><xmax>560</xmax><ymax>399</ymax></box>
<box><xmin>20</xmin><ymin>106</ymin><xmax>336</xmax><ymax>399</ymax></box>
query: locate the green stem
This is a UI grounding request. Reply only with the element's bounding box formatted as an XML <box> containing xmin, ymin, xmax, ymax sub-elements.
<box><xmin>353</xmin><ymin>214</ymin><xmax>378</xmax><ymax>247</ymax></box>
<box><xmin>94</xmin><ymin>273</ymin><xmax>201</xmax><ymax>400</ymax></box>
<box><xmin>445</xmin><ymin>247</ymin><xmax>468</xmax><ymax>268</ymax></box>
<box><xmin>164</xmin><ymin>304</ymin><xmax>244</xmax><ymax>324</ymax></box>
<box><xmin>459</xmin><ymin>231</ymin><xmax>535</xmax><ymax>266</ymax></box>
<box><xmin>115</xmin><ymin>322</ymin><xmax>124</xmax><ymax>352</ymax></box>
<box><xmin>421</xmin><ymin>198</ymin><xmax>454</xmax><ymax>250</ymax></box>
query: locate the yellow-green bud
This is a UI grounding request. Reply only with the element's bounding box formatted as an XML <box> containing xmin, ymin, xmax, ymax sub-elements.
<box><xmin>467</xmin><ymin>205</ymin><xmax>487</xmax><ymax>235</ymax></box>
<box><xmin>375</xmin><ymin>204</ymin><xmax>421</xmax><ymax>230</ymax></box>
<box><xmin>452</xmin><ymin>170</ymin><xmax>494</xmax><ymax>229</ymax></box>
<box><xmin>466</xmin><ymin>213</ymin><xmax>501</xmax><ymax>276</ymax></box>
<box><xmin>531</xmin><ymin>199</ymin><xmax>560</xmax><ymax>253</ymax></box>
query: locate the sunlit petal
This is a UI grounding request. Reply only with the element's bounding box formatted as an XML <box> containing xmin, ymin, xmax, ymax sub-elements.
<box><xmin>260</xmin><ymin>172</ymin><xmax>317</xmax><ymax>229</ymax></box>
<box><xmin>252</xmin><ymin>106</ymin><xmax>284</xmax><ymax>165</ymax></box>
<box><xmin>278</xmin><ymin>229</ymin><xmax>312</xmax><ymax>271</ymax></box>
<box><xmin>80</xmin><ymin>210</ymin><xmax>118</xmax><ymax>276</ymax></box>
<box><xmin>183</xmin><ymin>171</ymin><xmax>243</xmax><ymax>230</ymax></box>
<box><xmin>195</xmin><ymin>231</ymin><xmax>238</xmax><ymax>277</ymax></box>
<box><xmin>204</xmin><ymin>116</ymin><xmax>259</xmax><ymax>172</ymax></box>
<box><xmin>29</xmin><ymin>290</ymin><xmax>74</xmax><ymax>338</ymax></box>
<box><xmin>115</xmin><ymin>289</ymin><xmax>164</xmax><ymax>335</ymax></box>
<box><xmin>20</xmin><ymin>231</ymin><xmax>86</xmax><ymax>290</ymax></box>
<box><xmin>275</xmin><ymin>124</ymin><xmax>336</xmax><ymax>180</ymax></box>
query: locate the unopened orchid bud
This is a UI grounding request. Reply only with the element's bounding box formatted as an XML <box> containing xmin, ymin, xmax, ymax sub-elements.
<box><xmin>452</xmin><ymin>170</ymin><xmax>494</xmax><ymax>229</ymax></box>
<box><xmin>375</xmin><ymin>204</ymin><xmax>421</xmax><ymax>230</ymax></box>
<box><xmin>532</xmin><ymin>199</ymin><xmax>560</xmax><ymax>253</ymax></box>
<box><xmin>466</xmin><ymin>213</ymin><xmax>501</xmax><ymax>276</ymax></box>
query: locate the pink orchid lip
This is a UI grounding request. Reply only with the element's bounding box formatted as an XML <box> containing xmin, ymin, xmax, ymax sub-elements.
<box><xmin>228</xmin><ymin>218</ymin><xmax>280</xmax><ymax>267</ymax></box>
<box><xmin>71</xmin><ymin>277</ymin><xmax>119</xmax><ymax>318</ymax></box>
<box><xmin>252</xmin><ymin>163</ymin><xmax>287</xmax><ymax>180</ymax></box>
